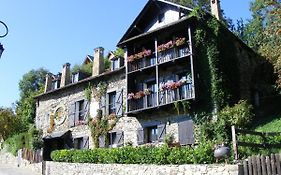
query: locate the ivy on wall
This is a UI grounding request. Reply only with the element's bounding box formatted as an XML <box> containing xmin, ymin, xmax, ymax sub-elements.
<box><xmin>88</xmin><ymin>110</ymin><xmax>117</xmax><ymax>148</ymax></box>
<box><xmin>84</xmin><ymin>81</ymin><xmax>118</xmax><ymax>148</ymax></box>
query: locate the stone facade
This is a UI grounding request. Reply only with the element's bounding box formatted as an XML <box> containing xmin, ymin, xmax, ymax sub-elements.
<box><xmin>36</xmin><ymin>84</ymin><xmax>88</xmax><ymax>138</ymax></box>
<box><xmin>45</xmin><ymin>161</ymin><xmax>241</xmax><ymax>175</ymax></box>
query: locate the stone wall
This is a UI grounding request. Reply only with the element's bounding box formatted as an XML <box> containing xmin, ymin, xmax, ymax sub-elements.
<box><xmin>0</xmin><ymin>151</ymin><xmax>42</xmax><ymax>174</ymax></box>
<box><xmin>45</xmin><ymin>161</ymin><xmax>241</xmax><ymax>175</ymax></box>
<box><xmin>36</xmin><ymin>69</ymin><xmax>128</xmax><ymax>148</ymax></box>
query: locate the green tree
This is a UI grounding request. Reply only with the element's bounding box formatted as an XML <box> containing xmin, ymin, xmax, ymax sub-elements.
<box><xmin>16</xmin><ymin>68</ymin><xmax>49</xmax><ymax>124</ymax></box>
<box><xmin>0</xmin><ymin>107</ymin><xmax>22</xmax><ymax>140</ymax></box>
<box><xmin>245</xmin><ymin>0</ymin><xmax>281</xmax><ymax>88</ymax></box>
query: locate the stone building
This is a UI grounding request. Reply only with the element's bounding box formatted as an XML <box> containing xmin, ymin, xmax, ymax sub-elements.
<box><xmin>35</xmin><ymin>47</ymin><xmax>126</xmax><ymax>160</ymax></box>
<box><xmin>35</xmin><ymin>0</ymin><xmax>271</xmax><ymax>160</ymax></box>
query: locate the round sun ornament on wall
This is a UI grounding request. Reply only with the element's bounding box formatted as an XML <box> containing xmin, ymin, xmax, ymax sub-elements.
<box><xmin>54</xmin><ymin>107</ymin><xmax>66</xmax><ymax>126</ymax></box>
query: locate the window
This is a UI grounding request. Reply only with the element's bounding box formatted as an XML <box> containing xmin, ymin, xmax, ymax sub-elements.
<box><xmin>99</xmin><ymin>131</ymin><xmax>124</xmax><ymax>148</ymax></box>
<box><xmin>158</xmin><ymin>13</ymin><xmax>165</xmax><ymax>23</ymax></box>
<box><xmin>78</xmin><ymin>100</ymin><xmax>84</xmax><ymax>121</ymax></box>
<box><xmin>137</xmin><ymin>124</ymin><xmax>166</xmax><ymax>145</ymax></box>
<box><xmin>73</xmin><ymin>137</ymin><xmax>83</xmax><ymax>149</ymax></box>
<box><xmin>147</xmin><ymin>126</ymin><xmax>158</xmax><ymax>143</ymax></box>
<box><xmin>108</xmin><ymin>132</ymin><xmax>117</xmax><ymax>146</ymax></box>
<box><xmin>73</xmin><ymin>136</ymin><xmax>89</xmax><ymax>149</ymax></box>
<box><xmin>72</xmin><ymin>73</ymin><xmax>79</xmax><ymax>83</ymax></box>
<box><xmin>111</xmin><ymin>58</ymin><xmax>119</xmax><ymax>71</ymax></box>
<box><xmin>69</xmin><ymin>99</ymin><xmax>89</xmax><ymax>127</ymax></box>
<box><xmin>51</xmin><ymin>80</ymin><xmax>60</xmax><ymax>90</ymax></box>
<box><xmin>101</xmin><ymin>90</ymin><xmax>123</xmax><ymax>117</ymax></box>
<box><xmin>108</xmin><ymin>92</ymin><xmax>116</xmax><ymax>114</ymax></box>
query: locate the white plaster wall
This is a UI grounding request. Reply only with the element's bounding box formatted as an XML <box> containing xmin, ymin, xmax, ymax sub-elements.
<box><xmin>147</xmin><ymin>10</ymin><xmax>180</xmax><ymax>32</ymax></box>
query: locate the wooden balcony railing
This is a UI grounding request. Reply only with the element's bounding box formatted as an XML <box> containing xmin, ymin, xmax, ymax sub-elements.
<box><xmin>127</xmin><ymin>84</ymin><xmax>194</xmax><ymax>113</ymax></box>
<box><xmin>127</xmin><ymin>45</ymin><xmax>190</xmax><ymax>73</ymax></box>
<box><xmin>128</xmin><ymin>56</ymin><xmax>156</xmax><ymax>73</ymax></box>
<box><xmin>158</xmin><ymin>46</ymin><xmax>190</xmax><ymax>64</ymax></box>
<box><xmin>128</xmin><ymin>92</ymin><xmax>157</xmax><ymax>112</ymax></box>
<box><xmin>159</xmin><ymin>84</ymin><xmax>193</xmax><ymax>105</ymax></box>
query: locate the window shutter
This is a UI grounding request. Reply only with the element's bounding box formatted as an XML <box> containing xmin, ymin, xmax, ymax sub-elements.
<box><xmin>83</xmin><ymin>100</ymin><xmax>89</xmax><ymax>120</ymax></box>
<box><xmin>83</xmin><ymin>136</ymin><xmax>89</xmax><ymax>149</ymax></box>
<box><xmin>157</xmin><ymin>124</ymin><xmax>166</xmax><ymax>142</ymax></box>
<box><xmin>105</xmin><ymin>94</ymin><xmax>109</xmax><ymax>116</ymax></box>
<box><xmin>115</xmin><ymin>90</ymin><xmax>123</xmax><ymax>116</ymax></box>
<box><xmin>101</xmin><ymin>95</ymin><xmax>106</xmax><ymax>117</ymax></box>
<box><xmin>74</xmin><ymin>102</ymin><xmax>80</xmax><ymax>124</ymax></box>
<box><xmin>115</xmin><ymin>131</ymin><xmax>124</xmax><ymax>147</ymax></box>
<box><xmin>68</xmin><ymin>103</ymin><xmax>76</xmax><ymax>127</ymax></box>
<box><xmin>99</xmin><ymin>134</ymin><xmax>106</xmax><ymax>148</ymax></box>
<box><xmin>178</xmin><ymin>120</ymin><xmax>194</xmax><ymax>145</ymax></box>
<box><xmin>119</xmin><ymin>57</ymin><xmax>124</xmax><ymax>67</ymax></box>
<box><xmin>137</xmin><ymin>128</ymin><xmax>144</xmax><ymax>145</ymax></box>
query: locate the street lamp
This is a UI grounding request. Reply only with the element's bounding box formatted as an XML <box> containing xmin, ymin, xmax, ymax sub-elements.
<box><xmin>0</xmin><ymin>21</ymin><xmax>9</xmax><ymax>59</ymax></box>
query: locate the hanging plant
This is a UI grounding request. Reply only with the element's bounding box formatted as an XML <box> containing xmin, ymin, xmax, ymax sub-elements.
<box><xmin>127</xmin><ymin>49</ymin><xmax>152</xmax><ymax>62</ymax></box>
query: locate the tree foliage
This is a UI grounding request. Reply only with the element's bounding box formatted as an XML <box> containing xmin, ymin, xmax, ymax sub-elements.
<box><xmin>244</xmin><ymin>0</ymin><xmax>281</xmax><ymax>89</ymax></box>
<box><xmin>18</xmin><ymin>68</ymin><xmax>49</xmax><ymax>99</ymax></box>
<box><xmin>16</xmin><ymin>68</ymin><xmax>49</xmax><ymax>124</ymax></box>
<box><xmin>0</xmin><ymin>107</ymin><xmax>22</xmax><ymax>140</ymax></box>
<box><xmin>71</xmin><ymin>62</ymin><xmax>92</xmax><ymax>75</ymax></box>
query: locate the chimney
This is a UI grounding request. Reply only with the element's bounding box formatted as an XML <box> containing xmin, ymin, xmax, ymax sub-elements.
<box><xmin>60</xmin><ymin>63</ymin><xmax>71</xmax><ymax>87</ymax></box>
<box><xmin>210</xmin><ymin>0</ymin><xmax>222</xmax><ymax>21</ymax></box>
<box><xmin>92</xmin><ymin>47</ymin><xmax>105</xmax><ymax>76</ymax></box>
<box><xmin>44</xmin><ymin>73</ymin><xmax>53</xmax><ymax>93</ymax></box>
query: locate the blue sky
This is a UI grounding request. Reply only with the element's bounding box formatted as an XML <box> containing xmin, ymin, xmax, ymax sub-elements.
<box><xmin>0</xmin><ymin>0</ymin><xmax>252</xmax><ymax>108</ymax></box>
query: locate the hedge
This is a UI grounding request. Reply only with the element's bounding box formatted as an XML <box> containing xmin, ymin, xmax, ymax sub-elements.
<box><xmin>51</xmin><ymin>143</ymin><xmax>216</xmax><ymax>165</ymax></box>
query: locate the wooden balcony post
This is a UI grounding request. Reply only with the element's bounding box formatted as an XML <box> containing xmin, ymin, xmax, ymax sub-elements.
<box><xmin>125</xmin><ymin>48</ymin><xmax>129</xmax><ymax>113</ymax></box>
<box><xmin>188</xmin><ymin>26</ymin><xmax>195</xmax><ymax>99</ymax></box>
<box><xmin>155</xmin><ymin>37</ymin><xmax>159</xmax><ymax>106</ymax></box>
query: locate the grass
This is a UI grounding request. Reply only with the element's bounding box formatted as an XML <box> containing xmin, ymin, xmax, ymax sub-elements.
<box><xmin>253</xmin><ymin>113</ymin><xmax>281</xmax><ymax>132</ymax></box>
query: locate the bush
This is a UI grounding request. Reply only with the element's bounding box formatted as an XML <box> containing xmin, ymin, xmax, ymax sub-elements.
<box><xmin>51</xmin><ymin>144</ymin><xmax>216</xmax><ymax>164</ymax></box>
<box><xmin>3</xmin><ymin>127</ymin><xmax>43</xmax><ymax>155</ymax></box>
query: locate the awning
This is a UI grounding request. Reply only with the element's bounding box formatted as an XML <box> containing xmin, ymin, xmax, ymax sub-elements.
<box><xmin>43</xmin><ymin>130</ymin><xmax>71</xmax><ymax>140</ymax></box>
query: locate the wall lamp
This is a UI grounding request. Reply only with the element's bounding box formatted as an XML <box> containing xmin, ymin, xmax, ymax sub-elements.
<box><xmin>0</xmin><ymin>20</ymin><xmax>9</xmax><ymax>59</ymax></box>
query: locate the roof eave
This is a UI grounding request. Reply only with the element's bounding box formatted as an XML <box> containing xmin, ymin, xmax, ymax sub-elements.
<box><xmin>117</xmin><ymin>0</ymin><xmax>193</xmax><ymax>46</ymax></box>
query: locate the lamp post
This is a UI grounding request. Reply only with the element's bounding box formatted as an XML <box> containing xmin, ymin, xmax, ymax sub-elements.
<box><xmin>0</xmin><ymin>20</ymin><xmax>9</xmax><ymax>59</ymax></box>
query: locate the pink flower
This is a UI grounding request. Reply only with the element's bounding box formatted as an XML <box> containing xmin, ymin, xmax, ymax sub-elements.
<box><xmin>128</xmin><ymin>93</ymin><xmax>135</xmax><ymax>100</ymax></box>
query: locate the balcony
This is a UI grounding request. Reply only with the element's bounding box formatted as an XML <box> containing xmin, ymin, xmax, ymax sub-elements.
<box><xmin>127</xmin><ymin>38</ymin><xmax>190</xmax><ymax>73</ymax></box>
<box><xmin>158</xmin><ymin>84</ymin><xmax>193</xmax><ymax>105</ymax></box>
<box><xmin>127</xmin><ymin>84</ymin><xmax>194</xmax><ymax>113</ymax></box>
<box><xmin>157</xmin><ymin>45</ymin><xmax>190</xmax><ymax>64</ymax></box>
<box><xmin>128</xmin><ymin>92</ymin><xmax>157</xmax><ymax>112</ymax></box>
<box><xmin>128</xmin><ymin>55</ymin><xmax>156</xmax><ymax>73</ymax></box>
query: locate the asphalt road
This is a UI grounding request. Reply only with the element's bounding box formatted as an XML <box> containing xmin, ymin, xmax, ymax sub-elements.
<box><xmin>0</xmin><ymin>164</ymin><xmax>41</xmax><ymax>175</ymax></box>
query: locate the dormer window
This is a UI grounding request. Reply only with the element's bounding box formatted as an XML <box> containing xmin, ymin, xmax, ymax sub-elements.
<box><xmin>52</xmin><ymin>80</ymin><xmax>60</xmax><ymax>90</ymax></box>
<box><xmin>72</xmin><ymin>73</ymin><xmax>79</xmax><ymax>83</ymax></box>
<box><xmin>72</xmin><ymin>71</ymin><xmax>90</xmax><ymax>83</ymax></box>
<box><xmin>158</xmin><ymin>13</ymin><xmax>165</xmax><ymax>23</ymax></box>
<box><xmin>111</xmin><ymin>57</ymin><xmax>124</xmax><ymax>71</ymax></box>
<box><xmin>112</xmin><ymin>58</ymin><xmax>119</xmax><ymax>71</ymax></box>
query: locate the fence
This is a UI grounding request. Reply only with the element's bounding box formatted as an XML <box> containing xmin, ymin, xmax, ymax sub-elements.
<box><xmin>21</xmin><ymin>148</ymin><xmax>43</xmax><ymax>163</ymax></box>
<box><xmin>231</xmin><ymin>126</ymin><xmax>281</xmax><ymax>160</ymax></box>
<box><xmin>243</xmin><ymin>154</ymin><xmax>281</xmax><ymax>175</ymax></box>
